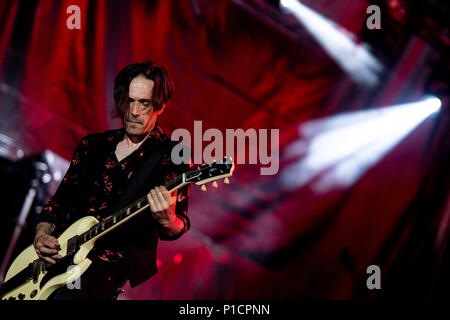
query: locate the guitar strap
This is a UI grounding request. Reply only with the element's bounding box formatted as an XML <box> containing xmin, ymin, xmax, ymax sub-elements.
<box><xmin>106</xmin><ymin>137</ymin><xmax>173</xmax><ymax>235</ymax></box>
<box><xmin>97</xmin><ymin>137</ymin><xmax>175</xmax><ymax>287</ymax></box>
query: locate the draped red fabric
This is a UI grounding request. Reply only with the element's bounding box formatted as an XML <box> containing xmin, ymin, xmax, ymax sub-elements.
<box><xmin>0</xmin><ymin>0</ymin><xmax>448</xmax><ymax>299</ymax></box>
<box><xmin>0</xmin><ymin>1</ymin><xmax>18</xmax><ymax>71</ymax></box>
<box><xmin>18</xmin><ymin>0</ymin><xmax>108</xmax><ymax>159</ymax></box>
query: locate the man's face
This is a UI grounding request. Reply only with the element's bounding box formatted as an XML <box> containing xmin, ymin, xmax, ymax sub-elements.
<box><xmin>124</xmin><ymin>76</ymin><xmax>163</xmax><ymax>137</ymax></box>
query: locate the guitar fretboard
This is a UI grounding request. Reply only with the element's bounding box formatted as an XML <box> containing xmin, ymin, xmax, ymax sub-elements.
<box><xmin>66</xmin><ymin>175</ymin><xmax>183</xmax><ymax>254</ymax></box>
<box><xmin>64</xmin><ymin>157</ymin><xmax>233</xmax><ymax>255</ymax></box>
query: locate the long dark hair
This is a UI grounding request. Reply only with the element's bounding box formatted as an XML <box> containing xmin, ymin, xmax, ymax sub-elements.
<box><xmin>113</xmin><ymin>61</ymin><xmax>174</xmax><ymax>120</ymax></box>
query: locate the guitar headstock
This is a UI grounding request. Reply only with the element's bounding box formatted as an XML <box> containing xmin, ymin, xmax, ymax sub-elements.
<box><xmin>184</xmin><ymin>157</ymin><xmax>234</xmax><ymax>189</ymax></box>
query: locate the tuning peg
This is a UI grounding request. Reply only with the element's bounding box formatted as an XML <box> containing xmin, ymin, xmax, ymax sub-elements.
<box><xmin>224</xmin><ymin>178</ymin><xmax>230</xmax><ymax>184</ymax></box>
<box><xmin>201</xmin><ymin>185</ymin><xmax>207</xmax><ymax>191</ymax></box>
<box><xmin>212</xmin><ymin>181</ymin><xmax>218</xmax><ymax>188</ymax></box>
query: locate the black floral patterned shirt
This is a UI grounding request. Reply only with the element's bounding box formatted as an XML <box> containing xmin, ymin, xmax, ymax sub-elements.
<box><xmin>36</xmin><ymin>123</ymin><xmax>192</xmax><ymax>263</ymax></box>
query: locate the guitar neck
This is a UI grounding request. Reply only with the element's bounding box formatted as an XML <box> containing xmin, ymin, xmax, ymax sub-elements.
<box><xmin>67</xmin><ymin>174</ymin><xmax>186</xmax><ymax>252</ymax></box>
<box><xmin>65</xmin><ymin>157</ymin><xmax>234</xmax><ymax>255</ymax></box>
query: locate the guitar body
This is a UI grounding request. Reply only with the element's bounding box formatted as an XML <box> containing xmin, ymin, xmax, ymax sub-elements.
<box><xmin>1</xmin><ymin>216</ymin><xmax>98</xmax><ymax>300</ymax></box>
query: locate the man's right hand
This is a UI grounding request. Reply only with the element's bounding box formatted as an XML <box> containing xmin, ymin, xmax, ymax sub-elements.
<box><xmin>33</xmin><ymin>222</ymin><xmax>62</xmax><ymax>264</ymax></box>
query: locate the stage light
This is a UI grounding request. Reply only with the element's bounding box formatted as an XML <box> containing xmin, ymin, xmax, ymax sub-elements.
<box><xmin>280</xmin><ymin>0</ymin><xmax>296</xmax><ymax>9</ymax></box>
<box><xmin>281</xmin><ymin>96</ymin><xmax>441</xmax><ymax>192</ymax></box>
<box><xmin>173</xmin><ymin>254</ymin><xmax>183</xmax><ymax>264</ymax></box>
<box><xmin>42</xmin><ymin>173</ymin><xmax>52</xmax><ymax>184</ymax></box>
<box><xmin>422</xmin><ymin>95</ymin><xmax>442</xmax><ymax>113</ymax></box>
<box><xmin>53</xmin><ymin>170</ymin><xmax>62</xmax><ymax>181</ymax></box>
<box><xmin>280</xmin><ymin>0</ymin><xmax>383</xmax><ymax>86</ymax></box>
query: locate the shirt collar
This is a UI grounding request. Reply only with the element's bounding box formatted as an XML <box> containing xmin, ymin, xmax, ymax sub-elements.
<box><xmin>107</xmin><ymin>122</ymin><xmax>166</xmax><ymax>149</ymax></box>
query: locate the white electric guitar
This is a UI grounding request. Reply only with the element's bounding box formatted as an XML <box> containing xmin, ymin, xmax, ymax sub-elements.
<box><xmin>0</xmin><ymin>157</ymin><xmax>234</xmax><ymax>300</ymax></box>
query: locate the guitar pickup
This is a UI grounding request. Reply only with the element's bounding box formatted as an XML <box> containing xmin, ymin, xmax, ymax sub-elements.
<box><xmin>31</xmin><ymin>260</ymin><xmax>40</xmax><ymax>283</ymax></box>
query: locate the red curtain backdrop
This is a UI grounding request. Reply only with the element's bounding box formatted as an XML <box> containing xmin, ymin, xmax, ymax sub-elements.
<box><xmin>0</xmin><ymin>0</ymin><xmax>448</xmax><ymax>299</ymax></box>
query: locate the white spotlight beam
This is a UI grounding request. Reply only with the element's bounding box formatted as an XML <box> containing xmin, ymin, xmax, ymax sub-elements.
<box><xmin>281</xmin><ymin>96</ymin><xmax>441</xmax><ymax>192</ymax></box>
<box><xmin>280</xmin><ymin>0</ymin><xmax>384</xmax><ymax>86</ymax></box>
